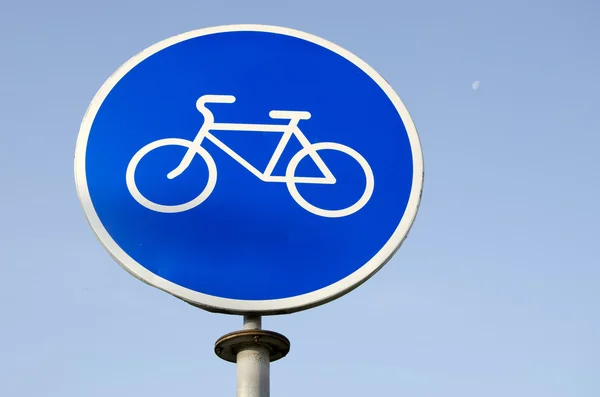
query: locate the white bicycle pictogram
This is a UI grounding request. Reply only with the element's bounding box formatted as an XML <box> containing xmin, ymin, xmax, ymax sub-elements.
<box><xmin>126</xmin><ymin>95</ymin><xmax>375</xmax><ymax>218</ymax></box>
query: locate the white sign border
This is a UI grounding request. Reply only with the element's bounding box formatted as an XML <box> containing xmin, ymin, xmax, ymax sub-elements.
<box><xmin>74</xmin><ymin>24</ymin><xmax>424</xmax><ymax>315</ymax></box>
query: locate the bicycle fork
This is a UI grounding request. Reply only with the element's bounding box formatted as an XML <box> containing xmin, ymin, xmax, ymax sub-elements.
<box><xmin>166</xmin><ymin>125</ymin><xmax>211</xmax><ymax>180</ymax></box>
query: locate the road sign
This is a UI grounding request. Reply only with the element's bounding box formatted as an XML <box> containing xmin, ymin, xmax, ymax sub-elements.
<box><xmin>74</xmin><ymin>25</ymin><xmax>423</xmax><ymax>314</ymax></box>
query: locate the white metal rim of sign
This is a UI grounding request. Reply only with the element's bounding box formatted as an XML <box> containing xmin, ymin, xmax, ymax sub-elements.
<box><xmin>74</xmin><ymin>24</ymin><xmax>424</xmax><ymax>315</ymax></box>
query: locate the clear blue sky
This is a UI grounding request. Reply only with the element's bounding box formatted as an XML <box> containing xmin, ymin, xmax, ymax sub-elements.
<box><xmin>1</xmin><ymin>1</ymin><xmax>599</xmax><ymax>396</ymax></box>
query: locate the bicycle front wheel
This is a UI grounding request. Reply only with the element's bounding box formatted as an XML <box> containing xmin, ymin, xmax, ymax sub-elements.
<box><xmin>126</xmin><ymin>138</ymin><xmax>217</xmax><ymax>213</ymax></box>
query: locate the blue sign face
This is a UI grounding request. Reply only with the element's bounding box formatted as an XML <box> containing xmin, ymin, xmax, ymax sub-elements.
<box><xmin>75</xmin><ymin>25</ymin><xmax>423</xmax><ymax>314</ymax></box>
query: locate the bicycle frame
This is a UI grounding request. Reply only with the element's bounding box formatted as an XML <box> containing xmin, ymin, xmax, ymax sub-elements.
<box><xmin>167</xmin><ymin>95</ymin><xmax>336</xmax><ymax>184</ymax></box>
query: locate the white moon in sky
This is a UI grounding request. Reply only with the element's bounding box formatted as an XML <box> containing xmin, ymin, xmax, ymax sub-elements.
<box><xmin>472</xmin><ymin>80</ymin><xmax>481</xmax><ymax>90</ymax></box>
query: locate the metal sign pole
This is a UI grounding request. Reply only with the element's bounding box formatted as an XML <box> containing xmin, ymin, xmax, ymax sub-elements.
<box><xmin>215</xmin><ymin>316</ymin><xmax>290</xmax><ymax>397</ymax></box>
<box><xmin>237</xmin><ymin>316</ymin><xmax>269</xmax><ymax>397</ymax></box>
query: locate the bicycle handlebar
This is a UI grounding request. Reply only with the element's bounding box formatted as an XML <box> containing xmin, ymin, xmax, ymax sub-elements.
<box><xmin>196</xmin><ymin>95</ymin><xmax>236</xmax><ymax>123</ymax></box>
<box><xmin>197</xmin><ymin>95</ymin><xmax>236</xmax><ymax>108</ymax></box>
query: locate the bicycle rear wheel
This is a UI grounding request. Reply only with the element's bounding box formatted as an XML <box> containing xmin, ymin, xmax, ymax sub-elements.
<box><xmin>285</xmin><ymin>142</ymin><xmax>374</xmax><ymax>218</ymax></box>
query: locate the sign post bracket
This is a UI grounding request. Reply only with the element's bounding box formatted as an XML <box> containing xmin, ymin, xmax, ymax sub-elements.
<box><xmin>215</xmin><ymin>316</ymin><xmax>290</xmax><ymax>397</ymax></box>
